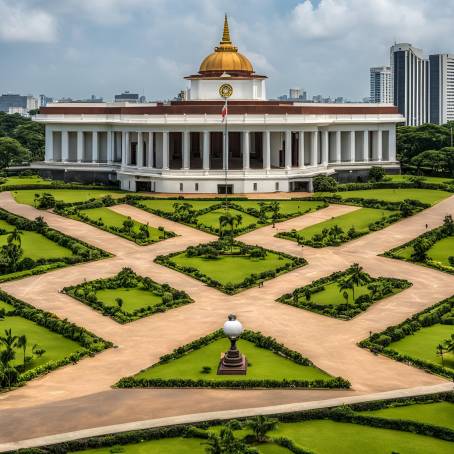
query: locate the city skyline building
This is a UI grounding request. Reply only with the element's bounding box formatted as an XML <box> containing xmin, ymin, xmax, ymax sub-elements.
<box><xmin>370</xmin><ymin>66</ymin><xmax>392</xmax><ymax>103</ymax></box>
<box><xmin>429</xmin><ymin>53</ymin><xmax>454</xmax><ymax>125</ymax></box>
<box><xmin>0</xmin><ymin>93</ymin><xmax>38</xmax><ymax>115</ymax></box>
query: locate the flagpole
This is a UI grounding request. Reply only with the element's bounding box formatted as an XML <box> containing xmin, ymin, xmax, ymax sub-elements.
<box><xmin>223</xmin><ymin>97</ymin><xmax>228</xmax><ymax>208</ymax></box>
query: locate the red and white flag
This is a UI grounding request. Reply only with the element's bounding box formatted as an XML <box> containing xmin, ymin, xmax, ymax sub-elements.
<box><xmin>221</xmin><ymin>99</ymin><xmax>228</xmax><ymax>122</ymax></box>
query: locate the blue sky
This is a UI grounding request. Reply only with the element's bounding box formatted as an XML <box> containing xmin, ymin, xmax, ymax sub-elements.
<box><xmin>1</xmin><ymin>0</ymin><xmax>453</xmax><ymax>101</ymax></box>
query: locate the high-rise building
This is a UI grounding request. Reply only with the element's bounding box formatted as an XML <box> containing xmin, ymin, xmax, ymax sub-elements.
<box><xmin>429</xmin><ymin>54</ymin><xmax>454</xmax><ymax>124</ymax></box>
<box><xmin>114</xmin><ymin>91</ymin><xmax>145</xmax><ymax>103</ymax></box>
<box><xmin>0</xmin><ymin>93</ymin><xmax>38</xmax><ymax>114</ymax></box>
<box><xmin>370</xmin><ymin>66</ymin><xmax>392</xmax><ymax>103</ymax></box>
<box><xmin>390</xmin><ymin>43</ymin><xmax>429</xmax><ymax>126</ymax></box>
<box><xmin>39</xmin><ymin>94</ymin><xmax>53</xmax><ymax>107</ymax></box>
<box><xmin>289</xmin><ymin>88</ymin><xmax>301</xmax><ymax>99</ymax></box>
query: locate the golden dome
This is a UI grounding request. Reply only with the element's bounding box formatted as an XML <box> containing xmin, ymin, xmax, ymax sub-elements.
<box><xmin>199</xmin><ymin>15</ymin><xmax>254</xmax><ymax>76</ymax></box>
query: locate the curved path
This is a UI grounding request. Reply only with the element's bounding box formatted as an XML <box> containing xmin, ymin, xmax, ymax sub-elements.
<box><xmin>0</xmin><ymin>192</ymin><xmax>453</xmax><ymax>447</ymax></box>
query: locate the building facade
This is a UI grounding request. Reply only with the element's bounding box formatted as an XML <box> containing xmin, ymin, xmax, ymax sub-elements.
<box><xmin>33</xmin><ymin>17</ymin><xmax>402</xmax><ymax>194</ymax></box>
<box><xmin>0</xmin><ymin>93</ymin><xmax>38</xmax><ymax>114</ymax></box>
<box><xmin>370</xmin><ymin>66</ymin><xmax>392</xmax><ymax>103</ymax></box>
<box><xmin>429</xmin><ymin>54</ymin><xmax>454</xmax><ymax>125</ymax></box>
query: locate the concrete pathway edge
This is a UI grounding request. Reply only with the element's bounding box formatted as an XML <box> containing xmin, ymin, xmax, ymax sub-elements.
<box><xmin>1</xmin><ymin>383</ymin><xmax>452</xmax><ymax>453</ymax></box>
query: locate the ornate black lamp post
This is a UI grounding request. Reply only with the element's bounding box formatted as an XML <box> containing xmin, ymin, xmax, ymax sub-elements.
<box><xmin>217</xmin><ymin>314</ymin><xmax>247</xmax><ymax>375</ymax></box>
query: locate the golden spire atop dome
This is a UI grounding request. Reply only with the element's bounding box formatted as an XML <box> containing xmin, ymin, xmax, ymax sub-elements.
<box><xmin>199</xmin><ymin>14</ymin><xmax>254</xmax><ymax>76</ymax></box>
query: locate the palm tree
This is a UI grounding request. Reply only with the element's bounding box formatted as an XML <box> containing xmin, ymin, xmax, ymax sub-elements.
<box><xmin>269</xmin><ymin>201</ymin><xmax>280</xmax><ymax>227</ymax></box>
<box><xmin>343</xmin><ymin>264</ymin><xmax>370</xmax><ymax>302</ymax></box>
<box><xmin>0</xmin><ymin>329</ymin><xmax>18</xmax><ymax>352</ymax></box>
<box><xmin>245</xmin><ymin>415</ymin><xmax>279</xmax><ymax>443</ymax></box>
<box><xmin>436</xmin><ymin>344</ymin><xmax>446</xmax><ymax>367</ymax></box>
<box><xmin>444</xmin><ymin>334</ymin><xmax>454</xmax><ymax>355</ymax></box>
<box><xmin>16</xmin><ymin>334</ymin><xmax>28</xmax><ymax>367</ymax></box>
<box><xmin>115</xmin><ymin>298</ymin><xmax>124</xmax><ymax>310</ymax></box>
<box><xmin>232</xmin><ymin>214</ymin><xmax>243</xmax><ymax>234</ymax></box>
<box><xmin>7</xmin><ymin>229</ymin><xmax>22</xmax><ymax>246</ymax></box>
<box><xmin>219</xmin><ymin>213</ymin><xmax>234</xmax><ymax>237</ymax></box>
<box><xmin>338</xmin><ymin>279</ymin><xmax>353</xmax><ymax>304</ymax></box>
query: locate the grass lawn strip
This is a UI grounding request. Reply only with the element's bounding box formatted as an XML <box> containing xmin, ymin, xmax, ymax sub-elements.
<box><xmin>63</xmin><ymin>268</ymin><xmax>193</xmax><ymax>323</ymax></box>
<box><xmin>278</xmin><ymin>265</ymin><xmax>411</xmax><ymax>319</ymax></box>
<box><xmin>0</xmin><ymin>290</ymin><xmax>111</xmax><ymax>391</ymax></box>
<box><xmin>0</xmin><ymin>208</ymin><xmax>109</xmax><ymax>283</ymax></box>
<box><xmin>13</xmin><ymin>188</ymin><xmax>126</xmax><ymax>206</ymax></box>
<box><xmin>359</xmin><ymin>295</ymin><xmax>454</xmax><ymax>379</ymax></box>
<box><xmin>156</xmin><ymin>240</ymin><xmax>305</xmax><ymax>294</ymax></box>
<box><xmin>319</xmin><ymin>188</ymin><xmax>451</xmax><ymax>204</ymax></box>
<box><xmin>117</xmin><ymin>330</ymin><xmax>349</xmax><ymax>389</ymax></box>
<box><xmin>361</xmin><ymin>401</ymin><xmax>454</xmax><ymax>430</ymax></box>
<box><xmin>196</xmin><ymin>208</ymin><xmax>259</xmax><ymax>231</ymax></box>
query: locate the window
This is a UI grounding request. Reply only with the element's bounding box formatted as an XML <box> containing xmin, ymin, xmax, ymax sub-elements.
<box><xmin>275</xmin><ymin>182</ymin><xmax>279</xmax><ymax>191</ymax></box>
<box><xmin>179</xmin><ymin>183</ymin><xmax>183</xmax><ymax>192</ymax></box>
<box><xmin>195</xmin><ymin>183</ymin><xmax>199</xmax><ymax>191</ymax></box>
<box><xmin>253</xmin><ymin>182</ymin><xmax>258</xmax><ymax>191</ymax></box>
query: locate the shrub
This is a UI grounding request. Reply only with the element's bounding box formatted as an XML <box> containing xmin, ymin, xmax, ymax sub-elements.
<box><xmin>368</xmin><ymin>166</ymin><xmax>386</xmax><ymax>182</ymax></box>
<box><xmin>313</xmin><ymin>175</ymin><xmax>338</xmax><ymax>192</ymax></box>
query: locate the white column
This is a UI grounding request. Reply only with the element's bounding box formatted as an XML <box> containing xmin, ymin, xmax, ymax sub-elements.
<box><xmin>202</xmin><ymin>131</ymin><xmax>210</xmax><ymax>170</ymax></box>
<box><xmin>45</xmin><ymin>126</ymin><xmax>53</xmax><ymax>161</ymax></box>
<box><xmin>121</xmin><ymin>131</ymin><xmax>128</xmax><ymax>166</ymax></box>
<box><xmin>263</xmin><ymin>130</ymin><xmax>271</xmax><ymax>170</ymax></box>
<box><xmin>107</xmin><ymin>131</ymin><xmax>113</xmax><ymax>164</ymax></box>
<box><xmin>363</xmin><ymin>130</ymin><xmax>369</xmax><ymax>162</ymax></box>
<box><xmin>349</xmin><ymin>130</ymin><xmax>355</xmax><ymax>162</ymax></box>
<box><xmin>223</xmin><ymin>130</ymin><xmax>229</xmax><ymax>170</ymax></box>
<box><xmin>182</xmin><ymin>130</ymin><xmax>190</xmax><ymax>169</ymax></box>
<box><xmin>61</xmin><ymin>130</ymin><xmax>69</xmax><ymax>162</ymax></box>
<box><xmin>91</xmin><ymin>131</ymin><xmax>98</xmax><ymax>163</ymax></box>
<box><xmin>298</xmin><ymin>131</ymin><xmax>305</xmax><ymax>168</ymax></box>
<box><xmin>389</xmin><ymin>127</ymin><xmax>396</xmax><ymax>161</ymax></box>
<box><xmin>148</xmin><ymin>132</ymin><xmax>154</xmax><ymax>168</ymax></box>
<box><xmin>335</xmin><ymin>131</ymin><xmax>341</xmax><ymax>163</ymax></box>
<box><xmin>285</xmin><ymin>130</ymin><xmax>292</xmax><ymax>169</ymax></box>
<box><xmin>321</xmin><ymin>129</ymin><xmax>329</xmax><ymax>166</ymax></box>
<box><xmin>162</xmin><ymin>131</ymin><xmax>169</xmax><ymax>170</ymax></box>
<box><xmin>310</xmin><ymin>130</ymin><xmax>318</xmax><ymax>166</ymax></box>
<box><xmin>242</xmin><ymin>131</ymin><xmax>250</xmax><ymax>170</ymax></box>
<box><xmin>377</xmin><ymin>129</ymin><xmax>383</xmax><ymax>161</ymax></box>
<box><xmin>77</xmin><ymin>131</ymin><xmax>84</xmax><ymax>162</ymax></box>
<box><xmin>137</xmin><ymin>131</ymin><xmax>143</xmax><ymax>167</ymax></box>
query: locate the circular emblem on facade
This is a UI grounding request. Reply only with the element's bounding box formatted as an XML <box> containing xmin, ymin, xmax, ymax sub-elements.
<box><xmin>219</xmin><ymin>83</ymin><xmax>233</xmax><ymax>98</ymax></box>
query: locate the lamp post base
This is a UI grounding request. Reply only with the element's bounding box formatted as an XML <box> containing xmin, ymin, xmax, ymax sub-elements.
<box><xmin>217</xmin><ymin>353</ymin><xmax>247</xmax><ymax>375</ymax></box>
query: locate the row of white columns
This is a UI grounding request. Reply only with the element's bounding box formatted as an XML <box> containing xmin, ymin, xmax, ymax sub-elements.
<box><xmin>48</xmin><ymin>128</ymin><xmax>396</xmax><ymax>169</ymax></box>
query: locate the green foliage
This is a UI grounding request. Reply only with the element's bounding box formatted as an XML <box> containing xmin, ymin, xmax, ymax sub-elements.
<box><xmin>313</xmin><ymin>174</ymin><xmax>338</xmax><ymax>192</ymax></box>
<box><xmin>34</xmin><ymin>192</ymin><xmax>56</xmax><ymax>209</ymax></box>
<box><xmin>368</xmin><ymin>166</ymin><xmax>386</xmax><ymax>182</ymax></box>
<box><xmin>0</xmin><ymin>137</ymin><xmax>30</xmax><ymax>168</ymax></box>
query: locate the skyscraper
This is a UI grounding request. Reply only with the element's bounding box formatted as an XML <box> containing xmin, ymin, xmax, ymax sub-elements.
<box><xmin>390</xmin><ymin>43</ymin><xmax>429</xmax><ymax>126</ymax></box>
<box><xmin>429</xmin><ymin>54</ymin><xmax>454</xmax><ymax>124</ymax></box>
<box><xmin>370</xmin><ymin>66</ymin><xmax>392</xmax><ymax>103</ymax></box>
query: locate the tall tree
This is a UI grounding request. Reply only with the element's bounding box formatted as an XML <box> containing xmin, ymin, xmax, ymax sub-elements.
<box><xmin>0</xmin><ymin>137</ymin><xmax>30</xmax><ymax>169</ymax></box>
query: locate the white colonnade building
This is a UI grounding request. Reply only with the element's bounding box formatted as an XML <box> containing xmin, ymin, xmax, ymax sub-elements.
<box><xmin>34</xmin><ymin>17</ymin><xmax>403</xmax><ymax>193</ymax></box>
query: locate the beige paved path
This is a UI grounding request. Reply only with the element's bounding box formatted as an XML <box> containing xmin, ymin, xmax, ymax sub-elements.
<box><xmin>0</xmin><ymin>192</ymin><xmax>453</xmax><ymax>444</ymax></box>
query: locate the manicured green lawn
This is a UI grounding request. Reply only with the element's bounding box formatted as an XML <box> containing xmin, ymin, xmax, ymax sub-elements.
<box><xmin>389</xmin><ymin>324</ymin><xmax>454</xmax><ymax>370</ymax></box>
<box><xmin>321</xmin><ymin>188</ymin><xmax>451</xmax><ymax>205</ymax></box>
<box><xmin>0</xmin><ymin>231</ymin><xmax>73</xmax><ymax>260</ymax></box>
<box><xmin>0</xmin><ymin>176</ymin><xmax>57</xmax><ymax>186</ymax></box>
<box><xmin>234</xmin><ymin>200</ymin><xmax>326</xmax><ymax>216</ymax></box>
<box><xmin>0</xmin><ymin>316</ymin><xmax>86</xmax><ymax>371</ymax></box>
<box><xmin>137</xmin><ymin>199</ymin><xmax>219</xmax><ymax>213</ymax></box>
<box><xmin>426</xmin><ymin>237</ymin><xmax>454</xmax><ymax>266</ymax></box>
<box><xmin>135</xmin><ymin>337</ymin><xmax>330</xmax><ymax>382</ymax></box>
<box><xmin>296</xmin><ymin>207</ymin><xmax>394</xmax><ymax>240</ymax></box>
<box><xmin>196</xmin><ymin>208</ymin><xmax>258</xmax><ymax>230</ymax></box>
<box><xmin>305</xmin><ymin>281</ymin><xmax>372</xmax><ymax>306</ymax></box>
<box><xmin>271</xmin><ymin>419</ymin><xmax>454</xmax><ymax>454</ymax></box>
<box><xmin>361</xmin><ymin>402</ymin><xmax>454</xmax><ymax>429</ymax></box>
<box><xmin>77</xmin><ymin>437</ymin><xmax>205</xmax><ymax>453</ymax></box>
<box><xmin>0</xmin><ymin>300</ymin><xmax>15</xmax><ymax>311</ymax></box>
<box><xmin>0</xmin><ymin>219</ymin><xmax>16</xmax><ymax>232</ymax></box>
<box><xmin>13</xmin><ymin>189</ymin><xmax>125</xmax><ymax>205</ymax></box>
<box><xmin>79</xmin><ymin>207</ymin><xmax>163</xmax><ymax>240</ymax></box>
<box><xmin>170</xmin><ymin>252</ymin><xmax>292</xmax><ymax>285</ymax></box>
<box><xmin>95</xmin><ymin>288</ymin><xmax>163</xmax><ymax>314</ymax></box>
<box><xmin>387</xmin><ymin>175</ymin><xmax>454</xmax><ymax>185</ymax></box>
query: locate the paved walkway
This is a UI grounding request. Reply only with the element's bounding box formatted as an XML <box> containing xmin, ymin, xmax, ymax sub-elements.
<box><xmin>0</xmin><ymin>192</ymin><xmax>453</xmax><ymax>444</ymax></box>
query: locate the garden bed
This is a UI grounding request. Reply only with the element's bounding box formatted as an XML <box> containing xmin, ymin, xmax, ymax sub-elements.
<box><xmin>63</xmin><ymin>268</ymin><xmax>193</xmax><ymax>323</ymax></box>
<box><xmin>278</xmin><ymin>265</ymin><xmax>411</xmax><ymax>319</ymax></box>
<box><xmin>116</xmin><ymin>330</ymin><xmax>348</xmax><ymax>389</ymax></box>
<box><xmin>0</xmin><ymin>208</ymin><xmax>109</xmax><ymax>283</ymax></box>
<box><xmin>155</xmin><ymin>239</ymin><xmax>306</xmax><ymax>294</ymax></box>
<box><xmin>359</xmin><ymin>295</ymin><xmax>454</xmax><ymax>379</ymax></box>
<box><xmin>0</xmin><ymin>290</ymin><xmax>111</xmax><ymax>391</ymax></box>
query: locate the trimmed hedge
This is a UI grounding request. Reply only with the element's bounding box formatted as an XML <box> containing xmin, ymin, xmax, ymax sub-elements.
<box><xmin>155</xmin><ymin>239</ymin><xmax>306</xmax><ymax>294</ymax></box>
<box><xmin>63</xmin><ymin>267</ymin><xmax>193</xmax><ymax>323</ymax></box>
<box><xmin>116</xmin><ymin>329</ymin><xmax>350</xmax><ymax>389</ymax></box>
<box><xmin>278</xmin><ymin>266</ymin><xmax>412</xmax><ymax>319</ymax></box>
<box><xmin>0</xmin><ymin>208</ymin><xmax>109</xmax><ymax>283</ymax></box>
<box><xmin>0</xmin><ymin>290</ymin><xmax>112</xmax><ymax>391</ymax></box>
<box><xmin>359</xmin><ymin>295</ymin><xmax>454</xmax><ymax>379</ymax></box>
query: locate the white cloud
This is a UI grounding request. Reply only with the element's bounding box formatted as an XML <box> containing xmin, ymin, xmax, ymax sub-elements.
<box><xmin>0</xmin><ymin>0</ymin><xmax>57</xmax><ymax>42</ymax></box>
